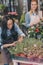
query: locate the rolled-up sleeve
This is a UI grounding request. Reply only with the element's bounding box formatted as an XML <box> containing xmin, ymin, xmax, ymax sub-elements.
<box><xmin>14</xmin><ymin>23</ymin><xmax>25</xmax><ymax>37</ymax></box>
<box><xmin>25</xmin><ymin>12</ymin><xmax>30</xmax><ymax>27</ymax></box>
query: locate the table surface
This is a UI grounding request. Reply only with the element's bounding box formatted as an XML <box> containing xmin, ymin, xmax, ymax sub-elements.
<box><xmin>10</xmin><ymin>54</ymin><xmax>43</xmax><ymax>65</ymax></box>
<box><xmin>12</xmin><ymin>59</ymin><xmax>43</xmax><ymax>65</ymax></box>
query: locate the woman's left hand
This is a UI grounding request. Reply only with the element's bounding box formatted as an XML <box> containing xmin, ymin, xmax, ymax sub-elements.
<box><xmin>18</xmin><ymin>36</ymin><xmax>23</xmax><ymax>43</ymax></box>
<box><xmin>41</xmin><ymin>17</ymin><xmax>43</xmax><ymax>21</ymax></box>
<box><xmin>11</xmin><ymin>42</ymin><xmax>16</xmax><ymax>46</ymax></box>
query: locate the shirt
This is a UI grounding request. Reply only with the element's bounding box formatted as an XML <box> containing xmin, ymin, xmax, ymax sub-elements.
<box><xmin>0</xmin><ymin>23</ymin><xmax>25</xmax><ymax>45</ymax></box>
<box><xmin>25</xmin><ymin>12</ymin><xmax>30</xmax><ymax>28</ymax></box>
<box><xmin>25</xmin><ymin>11</ymin><xmax>41</xmax><ymax>28</ymax></box>
<box><xmin>30</xmin><ymin>13</ymin><xmax>40</xmax><ymax>25</ymax></box>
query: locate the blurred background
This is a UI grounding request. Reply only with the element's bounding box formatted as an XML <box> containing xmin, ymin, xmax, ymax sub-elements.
<box><xmin>0</xmin><ymin>0</ymin><xmax>43</xmax><ymax>18</ymax></box>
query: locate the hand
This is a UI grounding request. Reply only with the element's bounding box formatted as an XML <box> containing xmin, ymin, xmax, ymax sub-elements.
<box><xmin>41</xmin><ymin>17</ymin><xmax>43</xmax><ymax>21</ymax></box>
<box><xmin>18</xmin><ymin>36</ymin><xmax>23</xmax><ymax>43</ymax></box>
<box><xmin>30</xmin><ymin>16</ymin><xmax>40</xmax><ymax>26</ymax></box>
<box><xmin>34</xmin><ymin>16</ymin><xmax>40</xmax><ymax>24</ymax></box>
<box><xmin>11</xmin><ymin>42</ymin><xmax>16</xmax><ymax>47</ymax></box>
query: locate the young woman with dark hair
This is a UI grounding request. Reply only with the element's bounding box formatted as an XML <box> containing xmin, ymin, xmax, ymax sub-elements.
<box><xmin>0</xmin><ymin>15</ymin><xmax>25</xmax><ymax>65</ymax></box>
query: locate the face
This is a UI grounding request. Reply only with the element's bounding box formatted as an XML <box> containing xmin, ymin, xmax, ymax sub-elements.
<box><xmin>31</xmin><ymin>1</ymin><xmax>38</xmax><ymax>11</ymax></box>
<box><xmin>7</xmin><ymin>19</ymin><xmax>13</xmax><ymax>30</ymax></box>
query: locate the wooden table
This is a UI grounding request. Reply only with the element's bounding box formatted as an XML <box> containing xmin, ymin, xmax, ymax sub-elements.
<box><xmin>10</xmin><ymin>55</ymin><xmax>43</xmax><ymax>65</ymax></box>
<box><xmin>12</xmin><ymin>59</ymin><xmax>43</xmax><ymax>65</ymax></box>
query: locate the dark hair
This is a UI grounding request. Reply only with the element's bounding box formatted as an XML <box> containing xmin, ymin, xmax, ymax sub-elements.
<box><xmin>1</xmin><ymin>15</ymin><xmax>15</xmax><ymax>40</ymax></box>
<box><xmin>2</xmin><ymin>15</ymin><xmax>14</xmax><ymax>29</ymax></box>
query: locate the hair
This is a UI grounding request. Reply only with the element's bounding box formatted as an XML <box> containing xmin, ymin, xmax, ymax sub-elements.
<box><xmin>31</xmin><ymin>0</ymin><xmax>38</xmax><ymax>4</ymax></box>
<box><xmin>1</xmin><ymin>15</ymin><xmax>15</xmax><ymax>40</ymax></box>
<box><xmin>30</xmin><ymin>0</ymin><xmax>38</xmax><ymax>14</ymax></box>
<box><xmin>1</xmin><ymin>15</ymin><xmax>14</xmax><ymax>30</ymax></box>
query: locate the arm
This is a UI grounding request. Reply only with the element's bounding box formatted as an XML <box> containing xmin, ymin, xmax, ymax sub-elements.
<box><xmin>0</xmin><ymin>28</ymin><xmax>16</xmax><ymax>48</ymax></box>
<box><xmin>1</xmin><ymin>24</ymin><xmax>25</xmax><ymax>48</ymax></box>
<box><xmin>1</xmin><ymin>43</ymin><xmax>15</xmax><ymax>48</ymax></box>
<box><xmin>4</xmin><ymin>36</ymin><xmax>24</xmax><ymax>47</ymax></box>
<box><xmin>1</xmin><ymin>41</ymin><xmax>17</xmax><ymax>48</ymax></box>
<box><xmin>30</xmin><ymin>15</ymin><xmax>40</xmax><ymax>26</ymax></box>
<box><xmin>14</xmin><ymin>23</ymin><xmax>25</xmax><ymax>43</ymax></box>
<box><xmin>25</xmin><ymin>12</ymin><xmax>30</xmax><ymax>27</ymax></box>
<box><xmin>30</xmin><ymin>19</ymin><xmax>40</xmax><ymax>26</ymax></box>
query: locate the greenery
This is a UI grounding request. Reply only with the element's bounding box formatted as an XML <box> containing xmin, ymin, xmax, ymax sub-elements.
<box><xmin>28</xmin><ymin>22</ymin><xmax>43</xmax><ymax>39</ymax></box>
<box><xmin>8</xmin><ymin>37</ymin><xmax>43</xmax><ymax>59</ymax></box>
<box><xmin>20</xmin><ymin>13</ymin><xmax>25</xmax><ymax>24</ymax></box>
<box><xmin>8</xmin><ymin>21</ymin><xmax>43</xmax><ymax>60</ymax></box>
<box><xmin>0</xmin><ymin>4</ymin><xmax>5</xmax><ymax>11</ymax></box>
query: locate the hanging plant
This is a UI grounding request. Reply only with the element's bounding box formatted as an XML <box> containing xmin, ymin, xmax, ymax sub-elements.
<box><xmin>0</xmin><ymin>4</ymin><xmax>5</xmax><ymax>12</ymax></box>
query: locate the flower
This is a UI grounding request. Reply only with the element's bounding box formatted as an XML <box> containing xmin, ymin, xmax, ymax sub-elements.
<box><xmin>35</xmin><ymin>28</ymin><xmax>39</xmax><ymax>32</ymax></box>
<box><xmin>34</xmin><ymin>44</ymin><xmax>37</xmax><ymax>47</ymax></box>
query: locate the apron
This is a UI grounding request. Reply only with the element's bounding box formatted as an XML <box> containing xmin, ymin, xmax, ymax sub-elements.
<box><xmin>1</xmin><ymin>28</ymin><xmax>18</xmax><ymax>64</ymax></box>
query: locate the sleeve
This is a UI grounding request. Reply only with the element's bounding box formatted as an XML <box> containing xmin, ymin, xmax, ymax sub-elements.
<box><xmin>0</xmin><ymin>27</ymin><xmax>4</xmax><ymax>49</ymax></box>
<box><xmin>14</xmin><ymin>23</ymin><xmax>25</xmax><ymax>37</ymax></box>
<box><xmin>25</xmin><ymin>12</ymin><xmax>30</xmax><ymax>27</ymax></box>
<box><xmin>0</xmin><ymin>27</ymin><xmax>2</xmax><ymax>45</ymax></box>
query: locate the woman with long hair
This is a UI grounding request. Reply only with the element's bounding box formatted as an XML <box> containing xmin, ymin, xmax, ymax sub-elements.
<box><xmin>25</xmin><ymin>0</ymin><xmax>42</xmax><ymax>27</ymax></box>
<box><xmin>0</xmin><ymin>15</ymin><xmax>25</xmax><ymax>65</ymax></box>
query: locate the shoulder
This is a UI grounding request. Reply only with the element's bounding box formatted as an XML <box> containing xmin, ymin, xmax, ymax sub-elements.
<box><xmin>14</xmin><ymin>23</ymin><xmax>19</xmax><ymax>30</ymax></box>
<box><xmin>14</xmin><ymin>23</ymin><xmax>17</xmax><ymax>27</ymax></box>
<box><xmin>25</xmin><ymin>12</ymin><xmax>30</xmax><ymax>18</ymax></box>
<box><xmin>25</xmin><ymin>12</ymin><xmax>30</xmax><ymax>19</ymax></box>
<box><xmin>25</xmin><ymin>12</ymin><xmax>30</xmax><ymax>15</ymax></box>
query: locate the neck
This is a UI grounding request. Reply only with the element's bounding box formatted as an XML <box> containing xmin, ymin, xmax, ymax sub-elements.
<box><xmin>30</xmin><ymin>10</ymin><xmax>36</xmax><ymax>14</ymax></box>
<box><xmin>31</xmin><ymin>10</ymin><xmax>36</xmax><ymax>13</ymax></box>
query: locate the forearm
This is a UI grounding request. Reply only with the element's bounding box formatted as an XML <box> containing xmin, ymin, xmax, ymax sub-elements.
<box><xmin>2</xmin><ymin>43</ymin><xmax>13</xmax><ymax>48</ymax></box>
<box><xmin>2</xmin><ymin>36</ymin><xmax>23</xmax><ymax>48</ymax></box>
<box><xmin>30</xmin><ymin>21</ymin><xmax>40</xmax><ymax>26</ymax></box>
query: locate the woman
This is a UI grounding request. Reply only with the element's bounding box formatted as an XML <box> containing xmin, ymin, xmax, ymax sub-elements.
<box><xmin>25</xmin><ymin>0</ymin><xmax>43</xmax><ymax>28</ymax></box>
<box><xmin>0</xmin><ymin>15</ymin><xmax>25</xmax><ymax>65</ymax></box>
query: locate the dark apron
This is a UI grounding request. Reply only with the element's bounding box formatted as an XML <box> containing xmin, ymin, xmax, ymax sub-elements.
<box><xmin>1</xmin><ymin>31</ymin><xmax>18</xmax><ymax>64</ymax></box>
